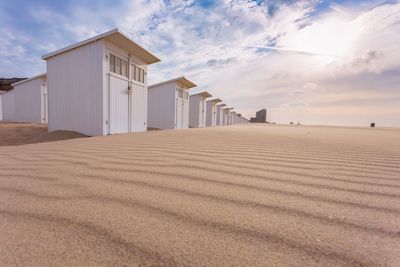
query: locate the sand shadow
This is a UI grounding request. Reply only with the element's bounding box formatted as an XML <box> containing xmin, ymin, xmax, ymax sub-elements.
<box><xmin>0</xmin><ymin>122</ymin><xmax>87</xmax><ymax>147</ymax></box>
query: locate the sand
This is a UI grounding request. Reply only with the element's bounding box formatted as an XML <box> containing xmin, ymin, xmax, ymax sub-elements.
<box><xmin>0</xmin><ymin>122</ymin><xmax>86</xmax><ymax>146</ymax></box>
<box><xmin>0</xmin><ymin>123</ymin><xmax>399</xmax><ymax>266</ymax></box>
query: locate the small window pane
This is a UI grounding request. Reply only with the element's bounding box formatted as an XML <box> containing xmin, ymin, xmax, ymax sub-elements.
<box><xmin>178</xmin><ymin>88</ymin><xmax>183</xmax><ymax>98</ymax></box>
<box><xmin>121</xmin><ymin>59</ymin><xmax>127</xmax><ymax>77</ymax></box>
<box><xmin>135</xmin><ymin>66</ymin><xmax>140</xmax><ymax>82</ymax></box>
<box><xmin>139</xmin><ymin>68</ymin><xmax>144</xmax><ymax>83</ymax></box>
<box><xmin>115</xmin><ymin>57</ymin><xmax>121</xmax><ymax>75</ymax></box>
<box><xmin>133</xmin><ymin>65</ymin><xmax>136</xmax><ymax>81</ymax></box>
<box><xmin>109</xmin><ymin>54</ymin><xmax>115</xmax><ymax>73</ymax></box>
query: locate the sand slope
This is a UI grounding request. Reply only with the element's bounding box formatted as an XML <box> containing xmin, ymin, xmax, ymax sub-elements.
<box><xmin>0</xmin><ymin>124</ymin><xmax>399</xmax><ymax>266</ymax></box>
<box><xmin>0</xmin><ymin>122</ymin><xmax>86</xmax><ymax>146</ymax></box>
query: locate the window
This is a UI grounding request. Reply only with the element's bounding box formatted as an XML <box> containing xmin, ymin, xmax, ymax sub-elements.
<box><xmin>115</xmin><ymin>57</ymin><xmax>121</xmax><ymax>74</ymax></box>
<box><xmin>177</xmin><ymin>87</ymin><xmax>183</xmax><ymax>98</ymax></box>
<box><xmin>131</xmin><ymin>64</ymin><xmax>146</xmax><ymax>84</ymax></box>
<box><xmin>109</xmin><ymin>54</ymin><xmax>115</xmax><ymax>73</ymax></box>
<box><xmin>109</xmin><ymin>53</ymin><xmax>128</xmax><ymax>78</ymax></box>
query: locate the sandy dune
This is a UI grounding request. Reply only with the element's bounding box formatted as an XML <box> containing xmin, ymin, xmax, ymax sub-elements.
<box><xmin>0</xmin><ymin>124</ymin><xmax>399</xmax><ymax>266</ymax></box>
<box><xmin>0</xmin><ymin>122</ymin><xmax>86</xmax><ymax>146</ymax></box>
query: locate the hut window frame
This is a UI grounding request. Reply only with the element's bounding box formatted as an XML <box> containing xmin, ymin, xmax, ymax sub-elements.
<box><xmin>109</xmin><ymin>53</ymin><xmax>128</xmax><ymax>78</ymax></box>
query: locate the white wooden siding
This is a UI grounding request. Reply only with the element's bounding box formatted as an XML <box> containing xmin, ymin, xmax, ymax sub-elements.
<box><xmin>47</xmin><ymin>40</ymin><xmax>104</xmax><ymax>136</ymax></box>
<box><xmin>206</xmin><ymin>101</ymin><xmax>217</xmax><ymax>127</ymax></box>
<box><xmin>216</xmin><ymin>105</ymin><xmax>225</xmax><ymax>126</ymax></box>
<box><xmin>109</xmin><ymin>74</ymin><xmax>129</xmax><ymax>134</ymax></box>
<box><xmin>104</xmin><ymin>41</ymin><xmax>149</xmax><ymax>134</ymax></box>
<box><xmin>1</xmin><ymin>90</ymin><xmax>15</xmax><ymax>121</ymax></box>
<box><xmin>14</xmin><ymin>78</ymin><xmax>42</xmax><ymax>123</ymax></box>
<box><xmin>0</xmin><ymin>95</ymin><xmax>2</xmax><ymax>120</ymax></box>
<box><xmin>148</xmin><ymin>83</ymin><xmax>175</xmax><ymax>129</ymax></box>
<box><xmin>131</xmin><ymin>82</ymin><xmax>147</xmax><ymax>132</ymax></box>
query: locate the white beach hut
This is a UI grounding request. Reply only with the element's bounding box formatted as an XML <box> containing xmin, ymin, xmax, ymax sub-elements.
<box><xmin>222</xmin><ymin>107</ymin><xmax>232</xmax><ymax>125</ymax></box>
<box><xmin>148</xmin><ymin>76</ymin><xmax>196</xmax><ymax>130</ymax></box>
<box><xmin>189</xmin><ymin>91</ymin><xmax>212</xmax><ymax>128</ymax></box>
<box><xmin>230</xmin><ymin>111</ymin><xmax>237</xmax><ymax>124</ymax></box>
<box><xmin>205</xmin><ymin>98</ymin><xmax>222</xmax><ymax>127</ymax></box>
<box><xmin>1</xmin><ymin>74</ymin><xmax>48</xmax><ymax>123</ymax></box>
<box><xmin>237</xmin><ymin>113</ymin><xmax>242</xmax><ymax>124</ymax></box>
<box><xmin>216</xmin><ymin>103</ymin><xmax>226</xmax><ymax>126</ymax></box>
<box><xmin>0</xmin><ymin>90</ymin><xmax>6</xmax><ymax>121</ymax></box>
<box><xmin>1</xmin><ymin>90</ymin><xmax>14</xmax><ymax>122</ymax></box>
<box><xmin>42</xmin><ymin>28</ymin><xmax>160</xmax><ymax>136</ymax></box>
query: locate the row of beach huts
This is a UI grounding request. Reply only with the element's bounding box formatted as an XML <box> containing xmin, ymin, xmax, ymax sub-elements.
<box><xmin>0</xmin><ymin>28</ymin><xmax>249</xmax><ymax>136</ymax></box>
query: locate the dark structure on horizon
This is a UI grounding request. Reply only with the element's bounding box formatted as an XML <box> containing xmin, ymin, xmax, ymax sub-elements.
<box><xmin>250</xmin><ymin>109</ymin><xmax>267</xmax><ymax>123</ymax></box>
<box><xmin>0</xmin><ymin>77</ymin><xmax>27</xmax><ymax>92</ymax></box>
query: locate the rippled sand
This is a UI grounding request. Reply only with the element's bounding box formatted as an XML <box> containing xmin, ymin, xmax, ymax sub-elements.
<box><xmin>0</xmin><ymin>123</ymin><xmax>399</xmax><ymax>266</ymax></box>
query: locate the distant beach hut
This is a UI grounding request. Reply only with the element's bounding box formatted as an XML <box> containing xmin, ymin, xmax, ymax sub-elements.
<box><xmin>189</xmin><ymin>91</ymin><xmax>212</xmax><ymax>128</ymax></box>
<box><xmin>42</xmin><ymin>28</ymin><xmax>160</xmax><ymax>136</ymax></box>
<box><xmin>230</xmin><ymin>111</ymin><xmax>237</xmax><ymax>124</ymax></box>
<box><xmin>1</xmin><ymin>73</ymin><xmax>47</xmax><ymax>123</ymax></box>
<box><xmin>237</xmin><ymin>113</ymin><xmax>241</xmax><ymax>124</ymax></box>
<box><xmin>223</xmin><ymin>107</ymin><xmax>232</xmax><ymax>125</ymax></box>
<box><xmin>0</xmin><ymin>90</ymin><xmax>6</xmax><ymax>121</ymax></box>
<box><xmin>148</xmin><ymin>76</ymin><xmax>196</xmax><ymax>130</ymax></box>
<box><xmin>216</xmin><ymin>103</ymin><xmax>226</xmax><ymax>126</ymax></box>
<box><xmin>206</xmin><ymin>98</ymin><xmax>222</xmax><ymax>127</ymax></box>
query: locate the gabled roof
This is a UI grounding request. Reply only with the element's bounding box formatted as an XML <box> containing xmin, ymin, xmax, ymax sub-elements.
<box><xmin>190</xmin><ymin>91</ymin><xmax>212</xmax><ymax>98</ymax></box>
<box><xmin>223</xmin><ymin>106</ymin><xmax>233</xmax><ymax>110</ymax></box>
<box><xmin>149</xmin><ymin>76</ymin><xmax>197</xmax><ymax>89</ymax></box>
<box><xmin>11</xmin><ymin>73</ymin><xmax>47</xmax><ymax>87</ymax></box>
<box><xmin>217</xmin><ymin>103</ymin><xmax>227</xmax><ymax>107</ymax></box>
<box><xmin>42</xmin><ymin>28</ymin><xmax>161</xmax><ymax>64</ymax></box>
<box><xmin>206</xmin><ymin>97</ymin><xmax>222</xmax><ymax>103</ymax></box>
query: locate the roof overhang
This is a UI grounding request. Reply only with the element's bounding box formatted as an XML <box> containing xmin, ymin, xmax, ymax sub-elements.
<box><xmin>11</xmin><ymin>73</ymin><xmax>47</xmax><ymax>86</ymax></box>
<box><xmin>149</xmin><ymin>76</ymin><xmax>197</xmax><ymax>89</ymax></box>
<box><xmin>206</xmin><ymin>97</ymin><xmax>222</xmax><ymax>103</ymax></box>
<box><xmin>190</xmin><ymin>91</ymin><xmax>212</xmax><ymax>98</ymax></box>
<box><xmin>217</xmin><ymin>103</ymin><xmax>227</xmax><ymax>107</ymax></box>
<box><xmin>42</xmin><ymin>28</ymin><xmax>161</xmax><ymax>64</ymax></box>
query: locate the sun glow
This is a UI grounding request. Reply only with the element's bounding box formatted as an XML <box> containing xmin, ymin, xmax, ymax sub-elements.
<box><xmin>282</xmin><ymin>17</ymin><xmax>363</xmax><ymax>59</ymax></box>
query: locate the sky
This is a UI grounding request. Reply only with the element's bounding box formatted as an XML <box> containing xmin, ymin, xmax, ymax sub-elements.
<box><xmin>1</xmin><ymin>0</ymin><xmax>399</xmax><ymax>126</ymax></box>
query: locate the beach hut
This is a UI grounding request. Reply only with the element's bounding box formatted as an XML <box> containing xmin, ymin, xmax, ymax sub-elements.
<box><xmin>237</xmin><ymin>113</ymin><xmax>242</xmax><ymax>124</ymax></box>
<box><xmin>0</xmin><ymin>90</ymin><xmax>6</xmax><ymax>121</ymax></box>
<box><xmin>222</xmin><ymin>107</ymin><xmax>232</xmax><ymax>125</ymax></box>
<box><xmin>205</xmin><ymin>98</ymin><xmax>222</xmax><ymax>127</ymax></box>
<box><xmin>216</xmin><ymin>103</ymin><xmax>226</xmax><ymax>126</ymax></box>
<box><xmin>148</xmin><ymin>77</ymin><xmax>196</xmax><ymax>130</ymax></box>
<box><xmin>1</xmin><ymin>74</ymin><xmax>48</xmax><ymax>123</ymax></box>
<box><xmin>230</xmin><ymin>111</ymin><xmax>237</xmax><ymax>124</ymax></box>
<box><xmin>1</xmin><ymin>90</ymin><xmax>14</xmax><ymax>121</ymax></box>
<box><xmin>42</xmin><ymin>28</ymin><xmax>160</xmax><ymax>136</ymax></box>
<box><xmin>189</xmin><ymin>91</ymin><xmax>212</xmax><ymax>128</ymax></box>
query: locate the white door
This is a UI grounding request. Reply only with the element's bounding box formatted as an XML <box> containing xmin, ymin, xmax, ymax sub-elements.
<box><xmin>131</xmin><ymin>82</ymin><xmax>147</xmax><ymax>132</ymax></box>
<box><xmin>183</xmin><ymin>100</ymin><xmax>189</xmax><ymax>128</ymax></box>
<box><xmin>176</xmin><ymin>98</ymin><xmax>183</xmax><ymax>129</ymax></box>
<box><xmin>109</xmin><ymin>74</ymin><xmax>129</xmax><ymax>134</ymax></box>
<box><xmin>199</xmin><ymin>98</ymin><xmax>205</xmax><ymax>127</ymax></box>
<box><xmin>41</xmin><ymin>92</ymin><xmax>48</xmax><ymax>123</ymax></box>
<box><xmin>212</xmin><ymin>104</ymin><xmax>216</xmax><ymax>126</ymax></box>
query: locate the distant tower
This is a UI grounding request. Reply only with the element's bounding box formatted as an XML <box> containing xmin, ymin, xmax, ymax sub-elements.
<box><xmin>256</xmin><ymin>109</ymin><xmax>267</xmax><ymax>123</ymax></box>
